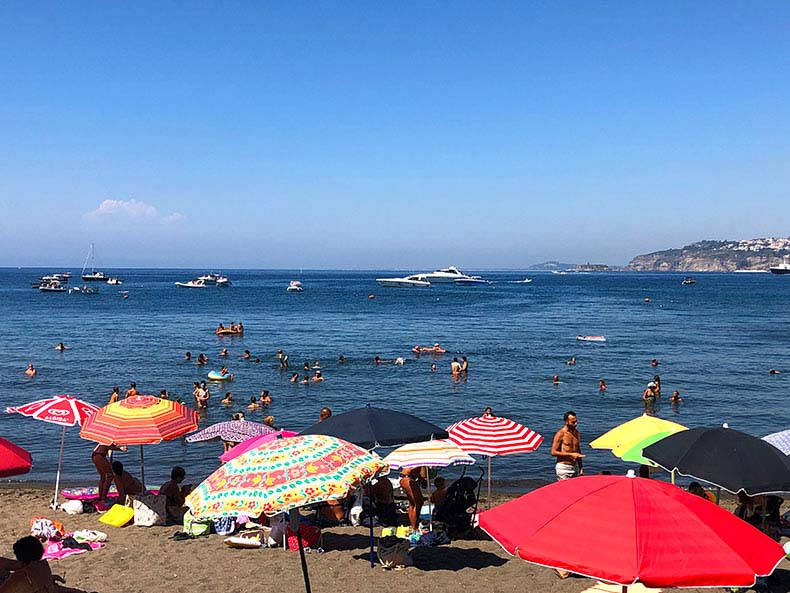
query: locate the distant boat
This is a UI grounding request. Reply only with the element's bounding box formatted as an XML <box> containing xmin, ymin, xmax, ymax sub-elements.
<box><xmin>376</xmin><ymin>275</ymin><xmax>431</xmax><ymax>288</ymax></box>
<box><xmin>577</xmin><ymin>335</ymin><xmax>606</xmax><ymax>342</ymax></box>
<box><xmin>769</xmin><ymin>255</ymin><xmax>790</xmax><ymax>275</ymax></box>
<box><xmin>175</xmin><ymin>278</ymin><xmax>207</xmax><ymax>288</ymax></box>
<box><xmin>69</xmin><ymin>285</ymin><xmax>99</xmax><ymax>295</ymax></box>
<box><xmin>454</xmin><ymin>276</ymin><xmax>491</xmax><ymax>286</ymax></box>
<box><xmin>420</xmin><ymin>266</ymin><xmax>475</xmax><ymax>283</ymax></box>
<box><xmin>287</xmin><ymin>280</ymin><xmax>303</xmax><ymax>292</ymax></box>
<box><xmin>198</xmin><ymin>273</ymin><xmax>231</xmax><ymax>286</ymax></box>
<box><xmin>681</xmin><ymin>277</ymin><xmax>696</xmax><ymax>285</ymax></box>
<box><xmin>107</xmin><ymin>277</ymin><xmax>123</xmax><ymax>286</ymax></box>
<box><xmin>81</xmin><ymin>243</ymin><xmax>107</xmax><ymax>281</ymax></box>
<box><xmin>39</xmin><ymin>280</ymin><xmax>66</xmax><ymax>293</ymax></box>
<box><xmin>513</xmin><ymin>278</ymin><xmax>533</xmax><ymax>283</ymax></box>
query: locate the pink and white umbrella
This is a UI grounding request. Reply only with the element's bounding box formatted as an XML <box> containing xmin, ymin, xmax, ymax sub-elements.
<box><xmin>7</xmin><ymin>394</ymin><xmax>99</xmax><ymax>507</ymax></box>
<box><xmin>447</xmin><ymin>415</ymin><xmax>543</xmax><ymax>506</ymax></box>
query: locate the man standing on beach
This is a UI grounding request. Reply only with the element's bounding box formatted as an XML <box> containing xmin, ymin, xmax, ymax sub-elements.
<box><xmin>551</xmin><ymin>411</ymin><xmax>584</xmax><ymax>480</ymax></box>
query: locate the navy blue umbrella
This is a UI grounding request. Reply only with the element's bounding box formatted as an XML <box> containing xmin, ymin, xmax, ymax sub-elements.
<box><xmin>299</xmin><ymin>405</ymin><xmax>448</xmax><ymax>449</ymax></box>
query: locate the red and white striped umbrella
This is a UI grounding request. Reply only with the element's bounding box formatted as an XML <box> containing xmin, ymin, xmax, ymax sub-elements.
<box><xmin>7</xmin><ymin>394</ymin><xmax>99</xmax><ymax>508</ymax></box>
<box><xmin>447</xmin><ymin>415</ymin><xmax>543</xmax><ymax>506</ymax></box>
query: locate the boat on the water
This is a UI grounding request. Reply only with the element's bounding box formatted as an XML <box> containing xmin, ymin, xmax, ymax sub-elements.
<box><xmin>454</xmin><ymin>276</ymin><xmax>491</xmax><ymax>286</ymax></box>
<box><xmin>681</xmin><ymin>276</ymin><xmax>696</xmax><ymax>285</ymax></box>
<box><xmin>419</xmin><ymin>266</ymin><xmax>474</xmax><ymax>283</ymax></box>
<box><xmin>576</xmin><ymin>335</ymin><xmax>606</xmax><ymax>342</ymax></box>
<box><xmin>376</xmin><ymin>275</ymin><xmax>431</xmax><ymax>288</ymax></box>
<box><xmin>769</xmin><ymin>255</ymin><xmax>790</xmax><ymax>275</ymax></box>
<box><xmin>39</xmin><ymin>280</ymin><xmax>66</xmax><ymax>293</ymax></box>
<box><xmin>514</xmin><ymin>278</ymin><xmax>533</xmax><ymax>283</ymax></box>
<box><xmin>287</xmin><ymin>280</ymin><xmax>303</xmax><ymax>292</ymax></box>
<box><xmin>175</xmin><ymin>278</ymin><xmax>207</xmax><ymax>288</ymax></box>
<box><xmin>69</xmin><ymin>285</ymin><xmax>99</xmax><ymax>295</ymax></box>
<box><xmin>197</xmin><ymin>273</ymin><xmax>231</xmax><ymax>286</ymax></box>
<box><xmin>107</xmin><ymin>277</ymin><xmax>123</xmax><ymax>286</ymax></box>
<box><xmin>81</xmin><ymin>243</ymin><xmax>107</xmax><ymax>281</ymax></box>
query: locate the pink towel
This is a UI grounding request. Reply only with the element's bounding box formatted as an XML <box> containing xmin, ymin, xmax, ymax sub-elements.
<box><xmin>42</xmin><ymin>540</ymin><xmax>104</xmax><ymax>561</ymax></box>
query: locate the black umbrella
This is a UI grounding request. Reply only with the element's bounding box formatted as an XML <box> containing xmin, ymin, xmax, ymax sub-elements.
<box><xmin>299</xmin><ymin>405</ymin><xmax>448</xmax><ymax>449</ymax></box>
<box><xmin>642</xmin><ymin>425</ymin><xmax>790</xmax><ymax>495</ymax></box>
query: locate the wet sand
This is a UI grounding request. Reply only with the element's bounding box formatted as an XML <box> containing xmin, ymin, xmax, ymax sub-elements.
<box><xmin>0</xmin><ymin>484</ymin><xmax>786</xmax><ymax>593</ymax></box>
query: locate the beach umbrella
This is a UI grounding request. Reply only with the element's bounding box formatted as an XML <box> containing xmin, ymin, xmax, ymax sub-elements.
<box><xmin>186</xmin><ymin>434</ymin><xmax>388</xmax><ymax>593</ymax></box>
<box><xmin>219</xmin><ymin>430</ymin><xmax>298</xmax><ymax>463</ymax></box>
<box><xmin>299</xmin><ymin>404</ymin><xmax>448</xmax><ymax>449</ymax></box>
<box><xmin>642</xmin><ymin>424</ymin><xmax>790</xmax><ymax>496</ymax></box>
<box><xmin>0</xmin><ymin>437</ymin><xmax>33</xmax><ymax>478</ymax></box>
<box><xmin>478</xmin><ymin>472</ymin><xmax>785</xmax><ymax>590</ymax></box>
<box><xmin>446</xmin><ymin>414</ymin><xmax>543</xmax><ymax>505</ymax></box>
<box><xmin>80</xmin><ymin>395</ymin><xmax>198</xmax><ymax>486</ymax></box>
<box><xmin>185</xmin><ymin>420</ymin><xmax>274</xmax><ymax>444</ymax></box>
<box><xmin>763</xmin><ymin>429</ymin><xmax>790</xmax><ymax>455</ymax></box>
<box><xmin>590</xmin><ymin>414</ymin><xmax>687</xmax><ymax>467</ymax></box>
<box><xmin>7</xmin><ymin>394</ymin><xmax>98</xmax><ymax>507</ymax></box>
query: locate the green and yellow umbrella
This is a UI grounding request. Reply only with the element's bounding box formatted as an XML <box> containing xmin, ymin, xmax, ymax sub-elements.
<box><xmin>590</xmin><ymin>414</ymin><xmax>687</xmax><ymax>467</ymax></box>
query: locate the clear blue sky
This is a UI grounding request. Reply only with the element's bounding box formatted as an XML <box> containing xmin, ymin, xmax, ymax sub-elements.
<box><xmin>1</xmin><ymin>2</ymin><xmax>788</xmax><ymax>268</ymax></box>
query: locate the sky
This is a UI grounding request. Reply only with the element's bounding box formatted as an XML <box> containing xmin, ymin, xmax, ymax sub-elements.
<box><xmin>0</xmin><ymin>2</ymin><xmax>788</xmax><ymax>268</ymax></box>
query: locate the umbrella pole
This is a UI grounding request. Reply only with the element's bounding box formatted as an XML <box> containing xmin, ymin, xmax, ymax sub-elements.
<box><xmin>290</xmin><ymin>513</ymin><xmax>312</xmax><ymax>593</ymax></box>
<box><xmin>670</xmin><ymin>469</ymin><xmax>675</xmax><ymax>485</ymax></box>
<box><xmin>140</xmin><ymin>445</ymin><xmax>145</xmax><ymax>488</ymax></box>
<box><xmin>367</xmin><ymin>487</ymin><xmax>375</xmax><ymax>568</ymax></box>
<box><xmin>487</xmin><ymin>457</ymin><xmax>492</xmax><ymax>509</ymax></box>
<box><xmin>51</xmin><ymin>425</ymin><xmax>66</xmax><ymax>509</ymax></box>
<box><xmin>715</xmin><ymin>486</ymin><xmax>721</xmax><ymax>505</ymax></box>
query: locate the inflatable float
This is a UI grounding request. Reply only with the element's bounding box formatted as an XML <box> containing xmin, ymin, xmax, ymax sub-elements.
<box><xmin>208</xmin><ymin>371</ymin><xmax>234</xmax><ymax>381</ymax></box>
<box><xmin>216</xmin><ymin>328</ymin><xmax>243</xmax><ymax>336</ymax></box>
<box><xmin>412</xmin><ymin>345</ymin><xmax>447</xmax><ymax>354</ymax></box>
<box><xmin>576</xmin><ymin>335</ymin><xmax>606</xmax><ymax>342</ymax></box>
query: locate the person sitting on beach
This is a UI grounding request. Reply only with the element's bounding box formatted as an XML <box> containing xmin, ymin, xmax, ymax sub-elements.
<box><xmin>430</xmin><ymin>477</ymin><xmax>447</xmax><ymax>519</ymax></box>
<box><xmin>219</xmin><ymin>348</ymin><xmax>228</xmax><ymax>357</ymax></box>
<box><xmin>247</xmin><ymin>396</ymin><xmax>261</xmax><ymax>410</ymax></box>
<box><xmin>108</xmin><ymin>386</ymin><xmax>120</xmax><ymax>404</ymax></box>
<box><xmin>112</xmin><ymin>460</ymin><xmax>143</xmax><ymax>502</ymax></box>
<box><xmin>259</xmin><ymin>390</ymin><xmax>272</xmax><ymax>404</ymax></box>
<box><xmin>124</xmin><ymin>382</ymin><xmax>138</xmax><ymax>398</ymax></box>
<box><xmin>687</xmin><ymin>481</ymin><xmax>713</xmax><ymax>502</ymax></box>
<box><xmin>55</xmin><ymin>342</ymin><xmax>70</xmax><ymax>352</ymax></box>
<box><xmin>221</xmin><ymin>392</ymin><xmax>233</xmax><ymax>405</ymax></box>
<box><xmin>399</xmin><ymin>467</ymin><xmax>426</xmax><ymax>533</ymax></box>
<box><xmin>290</xmin><ymin>372</ymin><xmax>299</xmax><ymax>383</ymax></box>
<box><xmin>300</xmin><ymin>375</ymin><xmax>310</xmax><ymax>385</ymax></box>
<box><xmin>369</xmin><ymin>477</ymin><xmax>397</xmax><ymax>526</ymax></box>
<box><xmin>0</xmin><ymin>535</ymin><xmax>85</xmax><ymax>593</ymax></box>
<box><xmin>92</xmin><ymin>443</ymin><xmax>127</xmax><ymax>502</ymax></box>
<box><xmin>24</xmin><ymin>364</ymin><xmax>36</xmax><ymax>377</ymax></box>
<box><xmin>242</xmin><ymin>350</ymin><xmax>250</xmax><ymax>360</ymax></box>
<box><xmin>312</xmin><ymin>370</ymin><xmax>324</xmax><ymax>382</ymax></box>
<box><xmin>159</xmin><ymin>466</ymin><xmax>192</xmax><ymax>524</ymax></box>
<box><xmin>599</xmin><ymin>379</ymin><xmax>607</xmax><ymax>392</ymax></box>
<box><xmin>319</xmin><ymin>407</ymin><xmax>332</xmax><ymax>422</ymax></box>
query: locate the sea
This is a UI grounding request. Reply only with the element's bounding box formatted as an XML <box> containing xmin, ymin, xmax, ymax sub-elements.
<box><xmin>1</xmin><ymin>268</ymin><xmax>787</xmax><ymax>491</ymax></box>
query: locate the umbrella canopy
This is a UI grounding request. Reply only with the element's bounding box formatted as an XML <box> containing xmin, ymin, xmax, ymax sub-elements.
<box><xmin>219</xmin><ymin>430</ymin><xmax>298</xmax><ymax>463</ymax></box>
<box><xmin>186</xmin><ymin>434</ymin><xmax>388</xmax><ymax>519</ymax></box>
<box><xmin>0</xmin><ymin>437</ymin><xmax>32</xmax><ymax>478</ymax></box>
<box><xmin>615</xmin><ymin>432</ymin><xmax>677</xmax><ymax>466</ymax></box>
<box><xmin>479</xmin><ymin>474</ymin><xmax>785</xmax><ymax>589</ymax></box>
<box><xmin>383</xmin><ymin>439</ymin><xmax>475</xmax><ymax>469</ymax></box>
<box><xmin>642</xmin><ymin>425</ymin><xmax>790</xmax><ymax>495</ymax></box>
<box><xmin>590</xmin><ymin>414</ymin><xmax>686</xmax><ymax>456</ymax></box>
<box><xmin>446</xmin><ymin>415</ymin><xmax>543</xmax><ymax>456</ymax></box>
<box><xmin>299</xmin><ymin>405</ymin><xmax>448</xmax><ymax>449</ymax></box>
<box><xmin>7</xmin><ymin>394</ymin><xmax>99</xmax><ymax>507</ymax></box>
<box><xmin>80</xmin><ymin>395</ymin><xmax>198</xmax><ymax>445</ymax></box>
<box><xmin>185</xmin><ymin>420</ymin><xmax>274</xmax><ymax>444</ymax></box>
<box><xmin>7</xmin><ymin>394</ymin><xmax>99</xmax><ymax>426</ymax></box>
<box><xmin>763</xmin><ymin>429</ymin><xmax>790</xmax><ymax>455</ymax></box>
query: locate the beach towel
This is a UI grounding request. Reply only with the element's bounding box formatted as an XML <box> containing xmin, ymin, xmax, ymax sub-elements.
<box><xmin>42</xmin><ymin>539</ymin><xmax>104</xmax><ymax>561</ymax></box>
<box><xmin>183</xmin><ymin>509</ymin><xmax>210</xmax><ymax>536</ymax></box>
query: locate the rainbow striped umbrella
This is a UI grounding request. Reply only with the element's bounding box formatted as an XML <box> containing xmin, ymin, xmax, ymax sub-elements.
<box><xmin>447</xmin><ymin>415</ymin><xmax>543</xmax><ymax>505</ymax></box>
<box><xmin>384</xmin><ymin>439</ymin><xmax>475</xmax><ymax>469</ymax></box>
<box><xmin>7</xmin><ymin>394</ymin><xmax>99</xmax><ymax>507</ymax></box>
<box><xmin>80</xmin><ymin>395</ymin><xmax>198</xmax><ymax>485</ymax></box>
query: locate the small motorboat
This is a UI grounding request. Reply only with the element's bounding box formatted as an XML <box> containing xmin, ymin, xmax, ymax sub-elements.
<box><xmin>107</xmin><ymin>277</ymin><xmax>123</xmax><ymax>285</ymax></box>
<box><xmin>175</xmin><ymin>279</ymin><xmax>207</xmax><ymax>288</ymax></box>
<box><xmin>69</xmin><ymin>285</ymin><xmax>99</xmax><ymax>295</ymax></box>
<box><xmin>215</xmin><ymin>275</ymin><xmax>231</xmax><ymax>287</ymax></box>
<box><xmin>376</xmin><ymin>275</ymin><xmax>431</xmax><ymax>288</ymax></box>
<box><xmin>681</xmin><ymin>277</ymin><xmax>696</xmax><ymax>285</ymax></box>
<box><xmin>39</xmin><ymin>280</ymin><xmax>66</xmax><ymax>293</ymax></box>
<box><xmin>576</xmin><ymin>335</ymin><xmax>606</xmax><ymax>343</ymax></box>
<box><xmin>198</xmin><ymin>273</ymin><xmax>231</xmax><ymax>286</ymax></box>
<box><xmin>514</xmin><ymin>278</ymin><xmax>533</xmax><ymax>283</ymax></box>
<box><xmin>287</xmin><ymin>280</ymin><xmax>303</xmax><ymax>292</ymax></box>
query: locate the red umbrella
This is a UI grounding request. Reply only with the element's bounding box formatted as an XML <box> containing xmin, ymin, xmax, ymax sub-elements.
<box><xmin>0</xmin><ymin>437</ymin><xmax>32</xmax><ymax>477</ymax></box>
<box><xmin>446</xmin><ymin>415</ymin><xmax>543</xmax><ymax>505</ymax></box>
<box><xmin>7</xmin><ymin>394</ymin><xmax>99</xmax><ymax>507</ymax></box>
<box><xmin>479</xmin><ymin>473</ymin><xmax>785</xmax><ymax>590</ymax></box>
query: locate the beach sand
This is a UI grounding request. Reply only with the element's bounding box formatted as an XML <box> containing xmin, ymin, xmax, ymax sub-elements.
<box><xmin>0</xmin><ymin>484</ymin><xmax>787</xmax><ymax>593</ymax></box>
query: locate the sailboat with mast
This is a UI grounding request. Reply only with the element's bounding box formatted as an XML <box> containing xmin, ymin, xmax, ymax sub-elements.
<box><xmin>81</xmin><ymin>243</ymin><xmax>107</xmax><ymax>282</ymax></box>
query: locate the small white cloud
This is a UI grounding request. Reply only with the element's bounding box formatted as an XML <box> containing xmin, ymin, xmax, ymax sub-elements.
<box><xmin>85</xmin><ymin>199</ymin><xmax>184</xmax><ymax>224</ymax></box>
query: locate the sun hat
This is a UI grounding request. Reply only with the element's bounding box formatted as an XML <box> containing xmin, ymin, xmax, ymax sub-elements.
<box><xmin>647</xmin><ymin>382</ymin><xmax>657</xmax><ymax>388</ymax></box>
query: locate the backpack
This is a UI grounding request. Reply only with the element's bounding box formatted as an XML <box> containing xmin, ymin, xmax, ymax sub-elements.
<box><xmin>183</xmin><ymin>509</ymin><xmax>211</xmax><ymax>536</ymax></box>
<box><xmin>212</xmin><ymin>516</ymin><xmax>237</xmax><ymax>536</ymax></box>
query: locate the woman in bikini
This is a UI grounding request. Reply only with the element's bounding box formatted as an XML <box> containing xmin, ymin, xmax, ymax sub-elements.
<box><xmin>92</xmin><ymin>443</ymin><xmax>127</xmax><ymax>502</ymax></box>
<box><xmin>399</xmin><ymin>467</ymin><xmax>426</xmax><ymax>533</ymax></box>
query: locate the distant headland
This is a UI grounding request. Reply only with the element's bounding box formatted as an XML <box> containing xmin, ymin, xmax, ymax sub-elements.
<box><xmin>626</xmin><ymin>237</ymin><xmax>790</xmax><ymax>272</ymax></box>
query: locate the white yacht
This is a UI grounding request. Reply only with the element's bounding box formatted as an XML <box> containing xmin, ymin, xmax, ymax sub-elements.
<box><xmin>287</xmin><ymin>280</ymin><xmax>303</xmax><ymax>292</ymax></box>
<box><xmin>454</xmin><ymin>276</ymin><xmax>491</xmax><ymax>286</ymax></box>
<box><xmin>39</xmin><ymin>280</ymin><xmax>66</xmax><ymax>293</ymax></box>
<box><xmin>770</xmin><ymin>255</ymin><xmax>790</xmax><ymax>275</ymax></box>
<box><xmin>175</xmin><ymin>278</ymin><xmax>207</xmax><ymax>288</ymax></box>
<box><xmin>376</xmin><ymin>275</ymin><xmax>432</xmax><ymax>288</ymax></box>
<box><xmin>420</xmin><ymin>266</ymin><xmax>473</xmax><ymax>283</ymax></box>
<box><xmin>107</xmin><ymin>277</ymin><xmax>123</xmax><ymax>286</ymax></box>
<box><xmin>197</xmin><ymin>273</ymin><xmax>231</xmax><ymax>286</ymax></box>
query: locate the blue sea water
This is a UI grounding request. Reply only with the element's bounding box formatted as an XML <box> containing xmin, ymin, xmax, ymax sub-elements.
<box><xmin>0</xmin><ymin>268</ymin><xmax>787</xmax><ymax>490</ymax></box>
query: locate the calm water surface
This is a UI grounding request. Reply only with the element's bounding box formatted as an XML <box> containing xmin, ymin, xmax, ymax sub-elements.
<box><xmin>1</xmin><ymin>269</ymin><xmax>787</xmax><ymax>489</ymax></box>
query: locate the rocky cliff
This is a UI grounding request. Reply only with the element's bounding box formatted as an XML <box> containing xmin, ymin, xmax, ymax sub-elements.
<box><xmin>627</xmin><ymin>237</ymin><xmax>790</xmax><ymax>272</ymax></box>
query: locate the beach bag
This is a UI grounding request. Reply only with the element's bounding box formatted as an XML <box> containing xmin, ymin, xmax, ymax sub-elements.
<box><xmin>128</xmin><ymin>494</ymin><xmax>166</xmax><ymax>527</ymax></box>
<box><xmin>286</xmin><ymin>524</ymin><xmax>321</xmax><ymax>551</ymax></box>
<box><xmin>99</xmin><ymin>504</ymin><xmax>135</xmax><ymax>528</ymax></box>
<box><xmin>212</xmin><ymin>516</ymin><xmax>236</xmax><ymax>536</ymax></box>
<box><xmin>30</xmin><ymin>517</ymin><xmax>66</xmax><ymax>541</ymax></box>
<box><xmin>183</xmin><ymin>509</ymin><xmax>210</xmax><ymax>537</ymax></box>
<box><xmin>60</xmin><ymin>500</ymin><xmax>84</xmax><ymax>515</ymax></box>
<box><xmin>378</xmin><ymin>536</ymin><xmax>412</xmax><ymax>568</ymax></box>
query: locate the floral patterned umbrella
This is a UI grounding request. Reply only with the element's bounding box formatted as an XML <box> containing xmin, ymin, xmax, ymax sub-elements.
<box><xmin>185</xmin><ymin>420</ymin><xmax>274</xmax><ymax>444</ymax></box>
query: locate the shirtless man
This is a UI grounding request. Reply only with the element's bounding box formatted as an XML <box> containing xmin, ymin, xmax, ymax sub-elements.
<box><xmin>24</xmin><ymin>364</ymin><xmax>36</xmax><ymax>377</ymax></box>
<box><xmin>124</xmin><ymin>382</ymin><xmax>138</xmax><ymax>398</ymax></box>
<box><xmin>551</xmin><ymin>411</ymin><xmax>584</xmax><ymax>481</ymax></box>
<box><xmin>450</xmin><ymin>357</ymin><xmax>461</xmax><ymax>376</ymax></box>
